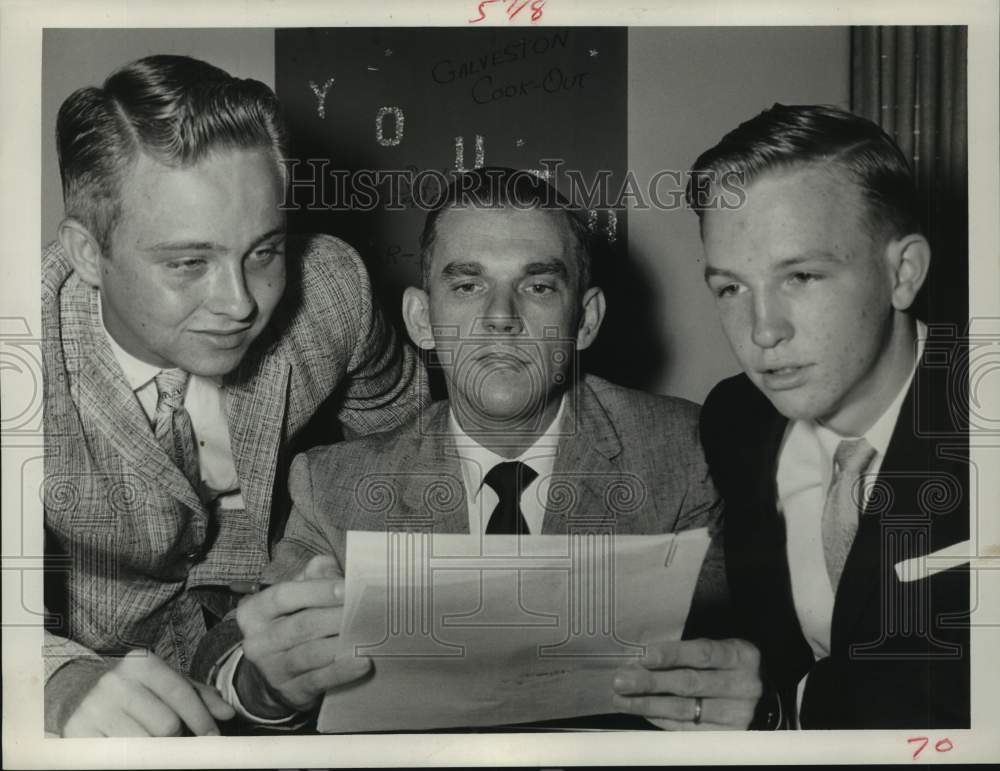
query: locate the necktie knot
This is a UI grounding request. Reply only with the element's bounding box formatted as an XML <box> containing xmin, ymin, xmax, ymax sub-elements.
<box><xmin>154</xmin><ymin>369</ymin><xmax>190</xmax><ymax>412</ymax></box>
<box><xmin>483</xmin><ymin>461</ymin><xmax>538</xmax><ymax>499</ymax></box>
<box><xmin>483</xmin><ymin>461</ymin><xmax>538</xmax><ymax>535</ymax></box>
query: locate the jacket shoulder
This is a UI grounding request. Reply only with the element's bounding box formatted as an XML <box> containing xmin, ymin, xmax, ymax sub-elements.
<box><xmin>699</xmin><ymin>372</ymin><xmax>780</xmax><ymax>482</ymax></box>
<box><xmin>295</xmin><ymin>399</ymin><xmax>445</xmax><ymax>473</ymax></box>
<box><xmin>701</xmin><ymin>372</ymin><xmax>772</xmax><ymax>433</ymax></box>
<box><xmin>41</xmin><ymin>241</ymin><xmax>74</xmax><ymax>305</ymax></box>
<box><xmin>289</xmin><ymin>233</ymin><xmax>370</xmax><ymax>309</ymax></box>
<box><xmin>295</xmin><ymin>233</ymin><xmax>366</xmax><ymax>274</ymax></box>
<box><xmin>276</xmin><ymin>234</ymin><xmax>372</xmax><ymax>354</ymax></box>
<box><xmin>584</xmin><ymin>374</ymin><xmax>701</xmax><ymax>436</ymax></box>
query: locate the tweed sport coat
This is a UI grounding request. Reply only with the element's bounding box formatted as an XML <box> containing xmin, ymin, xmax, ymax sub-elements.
<box><xmin>42</xmin><ymin>233</ymin><xmax>429</xmax><ymax>683</ymax></box>
<box><xmin>193</xmin><ymin>374</ymin><xmax>732</xmax><ymax>684</ymax></box>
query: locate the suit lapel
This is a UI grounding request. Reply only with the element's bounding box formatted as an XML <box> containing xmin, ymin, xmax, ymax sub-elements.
<box><xmin>542</xmin><ymin>380</ymin><xmax>642</xmax><ymax>533</ymax></box>
<box><xmin>65</xmin><ymin>287</ymin><xmax>207</xmax><ymax>515</ymax></box>
<box><xmin>832</xmin><ymin>361</ymin><xmax>966</xmax><ymax>643</ymax></box>
<box><xmin>225</xmin><ymin>339</ymin><xmax>291</xmax><ymax>536</ymax></box>
<box><xmin>398</xmin><ymin>402</ymin><xmax>468</xmax><ymax>533</ymax></box>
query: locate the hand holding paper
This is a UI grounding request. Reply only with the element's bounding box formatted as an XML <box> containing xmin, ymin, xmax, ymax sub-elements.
<box><xmin>611</xmin><ymin>637</ymin><xmax>763</xmax><ymax>730</ymax></box>
<box><xmin>235</xmin><ymin>555</ymin><xmax>372</xmax><ymax>716</ymax></box>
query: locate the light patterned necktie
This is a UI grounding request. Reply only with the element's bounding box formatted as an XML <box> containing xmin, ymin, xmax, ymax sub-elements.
<box><xmin>153</xmin><ymin>368</ymin><xmax>201</xmax><ymax>493</ymax></box>
<box><xmin>484</xmin><ymin>461</ymin><xmax>538</xmax><ymax>535</ymax></box>
<box><xmin>821</xmin><ymin>437</ymin><xmax>877</xmax><ymax>590</ymax></box>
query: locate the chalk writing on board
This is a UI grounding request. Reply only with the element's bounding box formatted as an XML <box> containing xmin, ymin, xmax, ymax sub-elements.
<box><xmin>308</xmin><ymin>77</ymin><xmax>336</xmax><ymax>119</ymax></box>
<box><xmin>588</xmin><ymin>209</ymin><xmax>617</xmax><ymax>244</ymax></box>
<box><xmin>430</xmin><ymin>32</ymin><xmax>569</xmax><ymax>84</ymax></box>
<box><xmin>472</xmin><ymin>68</ymin><xmax>588</xmax><ymax>104</ymax></box>
<box><xmin>375</xmin><ymin>107</ymin><xmax>405</xmax><ymax>147</ymax></box>
<box><xmin>382</xmin><ymin>243</ymin><xmax>418</xmax><ymax>267</ymax></box>
<box><xmin>455</xmin><ymin>135</ymin><xmax>487</xmax><ymax>172</ymax></box>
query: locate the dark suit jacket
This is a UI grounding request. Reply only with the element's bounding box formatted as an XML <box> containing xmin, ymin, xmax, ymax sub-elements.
<box><xmin>194</xmin><ymin>374</ymin><xmax>732</xmax><ymax>683</ymax></box>
<box><xmin>700</xmin><ymin>365</ymin><xmax>970</xmax><ymax>729</ymax></box>
<box><xmin>43</xmin><ymin>234</ymin><xmax>428</xmax><ymax>683</ymax></box>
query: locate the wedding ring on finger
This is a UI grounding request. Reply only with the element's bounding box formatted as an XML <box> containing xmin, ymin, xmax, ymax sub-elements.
<box><xmin>693</xmin><ymin>696</ymin><xmax>703</xmax><ymax>725</ymax></box>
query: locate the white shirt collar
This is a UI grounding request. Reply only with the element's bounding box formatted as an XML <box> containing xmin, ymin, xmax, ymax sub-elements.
<box><xmin>814</xmin><ymin>319</ymin><xmax>927</xmax><ymax>458</ymax></box>
<box><xmin>448</xmin><ymin>394</ymin><xmax>566</xmax><ymax>501</ymax></box>
<box><xmin>98</xmin><ymin>298</ymin><xmax>223</xmax><ymax>391</ymax></box>
<box><xmin>98</xmin><ymin>298</ymin><xmax>163</xmax><ymax>392</ymax></box>
<box><xmin>778</xmin><ymin>319</ymin><xmax>927</xmax><ymax>497</ymax></box>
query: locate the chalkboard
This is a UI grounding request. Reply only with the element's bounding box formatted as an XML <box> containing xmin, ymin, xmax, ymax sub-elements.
<box><xmin>275</xmin><ymin>28</ymin><xmax>625</xmax><ymax>286</ymax></box>
<box><xmin>275</xmin><ymin>27</ymin><xmax>660</xmax><ymax>386</ymax></box>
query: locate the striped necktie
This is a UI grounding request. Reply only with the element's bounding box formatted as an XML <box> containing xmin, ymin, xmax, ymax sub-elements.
<box><xmin>153</xmin><ymin>368</ymin><xmax>201</xmax><ymax>494</ymax></box>
<box><xmin>821</xmin><ymin>437</ymin><xmax>877</xmax><ymax>590</ymax></box>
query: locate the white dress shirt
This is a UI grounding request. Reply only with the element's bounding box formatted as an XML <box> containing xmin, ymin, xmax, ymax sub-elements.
<box><xmin>101</xmin><ymin>306</ymin><xmax>244</xmax><ymax>509</ymax></box>
<box><xmin>776</xmin><ymin>321</ymin><xmax>926</xmax><ymax>722</ymax></box>
<box><xmin>449</xmin><ymin>394</ymin><xmax>566</xmax><ymax>535</ymax></box>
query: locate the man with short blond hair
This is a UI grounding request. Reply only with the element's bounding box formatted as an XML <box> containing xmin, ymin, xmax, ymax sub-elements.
<box><xmin>691</xmin><ymin>104</ymin><xmax>969</xmax><ymax>728</ymax></box>
<box><xmin>44</xmin><ymin>54</ymin><xmax>427</xmax><ymax>736</ymax></box>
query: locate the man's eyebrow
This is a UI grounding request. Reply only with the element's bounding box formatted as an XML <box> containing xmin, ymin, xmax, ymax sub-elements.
<box><xmin>247</xmin><ymin>228</ymin><xmax>287</xmax><ymax>250</ymax></box>
<box><xmin>703</xmin><ymin>251</ymin><xmax>844</xmax><ymax>281</ymax></box>
<box><xmin>704</xmin><ymin>265</ymin><xmax>740</xmax><ymax>282</ymax></box>
<box><xmin>440</xmin><ymin>261</ymin><xmax>483</xmax><ymax>278</ymax></box>
<box><xmin>144</xmin><ymin>227</ymin><xmax>285</xmax><ymax>253</ymax></box>
<box><xmin>524</xmin><ymin>260</ymin><xmax>568</xmax><ymax>278</ymax></box>
<box><xmin>773</xmin><ymin>251</ymin><xmax>844</xmax><ymax>269</ymax></box>
<box><xmin>146</xmin><ymin>240</ymin><xmax>223</xmax><ymax>252</ymax></box>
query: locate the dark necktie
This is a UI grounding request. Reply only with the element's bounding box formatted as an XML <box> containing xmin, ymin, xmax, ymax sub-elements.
<box><xmin>153</xmin><ymin>368</ymin><xmax>201</xmax><ymax>493</ymax></box>
<box><xmin>821</xmin><ymin>437</ymin><xmax>877</xmax><ymax>589</ymax></box>
<box><xmin>483</xmin><ymin>461</ymin><xmax>538</xmax><ymax>535</ymax></box>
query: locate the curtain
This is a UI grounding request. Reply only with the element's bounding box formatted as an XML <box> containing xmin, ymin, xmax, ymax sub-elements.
<box><xmin>851</xmin><ymin>26</ymin><xmax>968</xmax><ymax>328</ymax></box>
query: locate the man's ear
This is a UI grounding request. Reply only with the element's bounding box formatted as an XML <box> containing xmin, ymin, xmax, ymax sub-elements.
<box><xmin>402</xmin><ymin>286</ymin><xmax>435</xmax><ymax>350</ymax></box>
<box><xmin>575</xmin><ymin>286</ymin><xmax>606</xmax><ymax>352</ymax></box>
<box><xmin>885</xmin><ymin>233</ymin><xmax>931</xmax><ymax>312</ymax></box>
<box><xmin>57</xmin><ymin>218</ymin><xmax>105</xmax><ymax>288</ymax></box>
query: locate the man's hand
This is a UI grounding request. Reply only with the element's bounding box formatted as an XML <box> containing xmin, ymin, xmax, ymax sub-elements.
<box><xmin>236</xmin><ymin>555</ymin><xmax>372</xmax><ymax>715</ymax></box>
<box><xmin>62</xmin><ymin>649</ymin><xmax>235</xmax><ymax>737</ymax></box>
<box><xmin>611</xmin><ymin>638</ymin><xmax>763</xmax><ymax>730</ymax></box>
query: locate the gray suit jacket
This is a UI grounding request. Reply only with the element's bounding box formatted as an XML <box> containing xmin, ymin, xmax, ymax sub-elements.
<box><xmin>263</xmin><ymin>374</ymin><xmax>728</xmax><ymax>624</ymax></box>
<box><xmin>43</xmin><ymin>234</ymin><xmax>428</xmax><ymax>687</ymax></box>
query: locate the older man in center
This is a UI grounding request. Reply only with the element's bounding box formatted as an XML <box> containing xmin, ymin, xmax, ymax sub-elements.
<box><xmin>197</xmin><ymin>168</ymin><xmax>765</xmax><ymax>731</ymax></box>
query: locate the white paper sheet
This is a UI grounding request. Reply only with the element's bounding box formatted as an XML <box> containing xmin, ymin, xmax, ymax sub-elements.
<box><xmin>318</xmin><ymin>528</ymin><xmax>711</xmax><ymax>733</ymax></box>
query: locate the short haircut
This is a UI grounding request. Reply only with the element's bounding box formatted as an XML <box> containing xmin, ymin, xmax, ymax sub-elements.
<box><xmin>56</xmin><ymin>54</ymin><xmax>288</xmax><ymax>254</ymax></box>
<box><xmin>686</xmin><ymin>103</ymin><xmax>920</xmax><ymax>244</ymax></box>
<box><xmin>418</xmin><ymin>167</ymin><xmax>592</xmax><ymax>292</ymax></box>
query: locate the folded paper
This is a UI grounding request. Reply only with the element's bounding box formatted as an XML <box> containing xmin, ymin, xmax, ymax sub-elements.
<box><xmin>318</xmin><ymin>528</ymin><xmax>711</xmax><ymax>732</ymax></box>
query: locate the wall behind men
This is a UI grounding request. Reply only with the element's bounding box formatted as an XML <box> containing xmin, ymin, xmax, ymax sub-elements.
<box><xmin>40</xmin><ymin>27</ymin><xmax>848</xmax><ymax>405</ymax></box>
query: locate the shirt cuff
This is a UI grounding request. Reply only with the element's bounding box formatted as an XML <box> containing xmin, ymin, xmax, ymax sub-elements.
<box><xmin>216</xmin><ymin>647</ymin><xmax>304</xmax><ymax>727</ymax></box>
<box><xmin>44</xmin><ymin>657</ymin><xmax>111</xmax><ymax>735</ymax></box>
